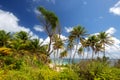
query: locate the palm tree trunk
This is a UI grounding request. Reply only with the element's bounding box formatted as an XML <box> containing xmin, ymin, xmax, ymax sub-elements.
<box><xmin>72</xmin><ymin>42</ymin><xmax>78</xmax><ymax>63</ymax></box>
<box><xmin>103</xmin><ymin>44</ymin><xmax>105</xmax><ymax>57</ymax></box>
<box><xmin>69</xmin><ymin>50</ymin><xmax>72</xmax><ymax>64</ymax></box>
<box><xmin>92</xmin><ymin>50</ymin><xmax>94</xmax><ymax>60</ymax></box>
<box><xmin>47</xmin><ymin>36</ymin><xmax>52</xmax><ymax>56</ymax></box>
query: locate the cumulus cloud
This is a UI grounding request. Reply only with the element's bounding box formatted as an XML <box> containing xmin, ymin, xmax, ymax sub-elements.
<box><xmin>33</xmin><ymin>25</ymin><xmax>44</xmax><ymax>32</ymax></box>
<box><xmin>104</xmin><ymin>27</ymin><xmax>120</xmax><ymax>59</ymax></box>
<box><xmin>43</xmin><ymin>34</ymin><xmax>67</xmax><ymax>45</ymax></box>
<box><xmin>0</xmin><ymin>9</ymin><xmax>42</xmax><ymax>41</ymax></box>
<box><xmin>109</xmin><ymin>1</ymin><xmax>120</xmax><ymax>16</ymax></box>
<box><xmin>0</xmin><ymin>9</ymin><xmax>30</xmax><ymax>32</ymax></box>
<box><xmin>34</xmin><ymin>8</ymin><xmax>41</xmax><ymax>15</ymax></box>
<box><xmin>65</xmin><ymin>27</ymin><xmax>73</xmax><ymax>33</ymax></box>
<box><xmin>106</xmin><ymin>27</ymin><xmax>116</xmax><ymax>35</ymax></box>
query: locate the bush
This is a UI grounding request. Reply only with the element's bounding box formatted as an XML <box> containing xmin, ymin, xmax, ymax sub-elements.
<box><xmin>59</xmin><ymin>69</ymin><xmax>79</xmax><ymax>80</ymax></box>
<box><xmin>72</xmin><ymin>60</ymin><xmax>120</xmax><ymax>80</ymax></box>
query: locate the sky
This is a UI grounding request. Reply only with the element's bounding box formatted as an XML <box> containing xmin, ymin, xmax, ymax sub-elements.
<box><xmin>0</xmin><ymin>0</ymin><xmax>120</xmax><ymax>58</ymax></box>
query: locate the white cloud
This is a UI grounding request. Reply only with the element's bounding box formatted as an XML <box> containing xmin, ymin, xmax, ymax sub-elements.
<box><xmin>33</xmin><ymin>25</ymin><xmax>44</xmax><ymax>32</ymax></box>
<box><xmin>105</xmin><ymin>27</ymin><xmax>120</xmax><ymax>59</ymax></box>
<box><xmin>34</xmin><ymin>8</ymin><xmax>41</xmax><ymax>15</ymax></box>
<box><xmin>109</xmin><ymin>1</ymin><xmax>120</xmax><ymax>16</ymax></box>
<box><xmin>0</xmin><ymin>9</ymin><xmax>30</xmax><ymax>33</ymax></box>
<box><xmin>43</xmin><ymin>34</ymin><xmax>67</xmax><ymax>45</ymax></box>
<box><xmin>65</xmin><ymin>27</ymin><xmax>73</xmax><ymax>33</ymax></box>
<box><xmin>106</xmin><ymin>27</ymin><xmax>116</xmax><ymax>35</ymax></box>
<box><xmin>0</xmin><ymin>9</ymin><xmax>42</xmax><ymax>41</ymax></box>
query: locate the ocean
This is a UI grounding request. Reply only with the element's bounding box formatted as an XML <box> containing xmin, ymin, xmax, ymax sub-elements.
<box><xmin>51</xmin><ymin>58</ymin><xmax>119</xmax><ymax>66</ymax></box>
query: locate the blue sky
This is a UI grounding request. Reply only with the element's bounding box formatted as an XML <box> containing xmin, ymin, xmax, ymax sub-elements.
<box><xmin>0</xmin><ymin>0</ymin><xmax>120</xmax><ymax>58</ymax></box>
<box><xmin>0</xmin><ymin>0</ymin><xmax>120</xmax><ymax>38</ymax></box>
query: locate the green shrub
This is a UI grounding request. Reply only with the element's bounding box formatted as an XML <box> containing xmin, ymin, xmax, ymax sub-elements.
<box><xmin>72</xmin><ymin>60</ymin><xmax>120</xmax><ymax>80</ymax></box>
<box><xmin>59</xmin><ymin>69</ymin><xmax>79</xmax><ymax>80</ymax></box>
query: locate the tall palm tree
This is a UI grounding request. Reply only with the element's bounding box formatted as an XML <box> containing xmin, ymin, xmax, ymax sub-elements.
<box><xmin>52</xmin><ymin>34</ymin><xmax>64</xmax><ymax>65</ymax></box>
<box><xmin>69</xmin><ymin>25</ymin><xmax>87</xmax><ymax>63</ymax></box>
<box><xmin>87</xmin><ymin>35</ymin><xmax>99</xmax><ymax>59</ymax></box>
<box><xmin>60</xmin><ymin>50</ymin><xmax>68</xmax><ymax>65</ymax></box>
<box><xmin>38</xmin><ymin>7</ymin><xmax>60</xmax><ymax>57</ymax></box>
<box><xmin>94</xmin><ymin>43</ymin><xmax>104</xmax><ymax>57</ymax></box>
<box><xmin>78</xmin><ymin>46</ymin><xmax>84</xmax><ymax>59</ymax></box>
<box><xmin>67</xmin><ymin>36</ymin><xmax>74</xmax><ymax>64</ymax></box>
<box><xmin>97</xmin><ymin>32</ymin><xmax>114</xmax><ymax>57</ymax></box>
<box><xmin>80</xmin><ymin>38</ymin><xmax>89</xmax><ymax>59</ymax></box>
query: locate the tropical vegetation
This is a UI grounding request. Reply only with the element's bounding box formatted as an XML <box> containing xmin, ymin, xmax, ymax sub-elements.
<box><xmin>0</xmin><ymin>6</ymin><xmax>120</xmax><ymax>80</ymax></box>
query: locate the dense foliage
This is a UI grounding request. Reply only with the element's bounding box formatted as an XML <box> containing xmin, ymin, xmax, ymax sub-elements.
<box><xmin>0</xmin><ymin>7</ymin><xmax>120</xmax><ymax>80</ymax></box>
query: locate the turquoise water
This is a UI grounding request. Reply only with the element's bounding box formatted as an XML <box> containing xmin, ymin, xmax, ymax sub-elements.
<box><xmin>51</xmin><ymin>58</ymin><xmax>119</xmax><ymax>66</ymax></box>
<box><xmin>51</xmin><ymin>58</ymin><xmax>81</xmax><ymax>65</ymax></box>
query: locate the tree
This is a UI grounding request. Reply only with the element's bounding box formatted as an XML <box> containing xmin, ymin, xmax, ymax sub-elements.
<box><xmin>78</xmin><ymin>46</ymin><xmax>84</xmax><ymax>59</ymax></box>
<box><xmin>67</xmin><ymin>36</ymin><xmax>74</xmax><ymax>64</ymax></box>
<box><xmin>0</xmin><ymin>30</ymin><xmax>10</xmax><ymax>47</ymax></box>
<box><xmin>29</xmin><ymin>39</ymin><xmax>41</xmax><ymax>54</ymax></box>
<box><xmin>87</xmin><ymin>35</ymin><xmax>100</xmax><ymax>59</ymax></box>
<box><xmin>38</xmin><ymin>7</ymin><xmax>60</xmax><ymax>57</ymax></box>
<box><xmin>97</xmin><ymin>32</ymin><xmax>114</xmax><ymax>57</ymax></box>
<box><xmin>52</xmin><ymin>34</ymin><xmax>64</xmax><ymax>66</ymax></box>
<box><xmin>60</xmin><ymin>50</ymin><xmax>68</xmax><ymax>65</ymax></box>
<box><xmin>13</xmin><ymin>31</ymin><xmax>31</xmax><ymax>50</ymax></box>
<box><xmin>69</xmin><ymin>25</ymin><xmax>87</xmax><ymax>63</ymax></box>
<box><xmin>14</xmin><ymin>31</ymin><xmax>30</xmax><ymax>43</ymax></box>
<box><xmin>60</xmin><ymin>50</ymin><xmax>68</xmax><ymax>58</ymax></box>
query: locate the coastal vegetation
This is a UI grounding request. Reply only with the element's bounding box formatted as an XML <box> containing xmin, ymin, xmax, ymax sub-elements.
<box><xmin>0</xmin><ymin>7</ymin><xmax>120</xmax><ymax>80</ymax></box>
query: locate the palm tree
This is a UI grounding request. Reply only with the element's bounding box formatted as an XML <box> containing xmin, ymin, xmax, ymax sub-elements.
<box><xmin>80</xmin><ymin>38</ymin><xmax>89</xmax><ymax>59</ymax></box>
<box><xmin>29</xmin><ymin>39</ymin><xmax>41</xmax><ymax>54</ymax></box>
<box><xmin>97</xmin><ymin>32</ymin><xmax>114</xmax><ymax>57</ymax></box>
<box><xmin>14</xmin><ymin>31</ymin><xmax>30</xmax><ymax>43</ymax></box>
<box><xmin>69</xmin><ymin>25</ymin><xmax>87</xmax><ymax>63</ymax></box>
<box><xmin>87</xmin><ymin>35</ymin><xmax>99</xmax><ymax>59</ymax></box>
<box><xmin>78</xmin><ymin>46</ymin><xmax>84</xmax><ymax>59</ymax></box>
<box><xmin>60</xmin><ymin>50</ymin><xmax>68</xmax><ymax>65</ymax></box>
<box><xmin>52</xmin><ymin>34</ymin><xmax>64</xmax><ymax>66</ymax></box>
<box><xmin>38</xmin><ymin>7</ymin><xmax>60</xmax><ymax>57</ymax></box>
<box><xmin>94</xmin><ymin>43</ymin><xmax>104</xmax><ymax>57</ymax></box>
<box><xmin>13</xmin><ymin>31</ymin><xmax>31</xmax><ymax>50</ymax></box>
<box><xmin>0</xmin><ymin>30</ymin><xmax>10</xmax><ymax>47</ymax></box>
<box><xmin>67</xmin><ymin>36</ymin><xmax>74</xmax><ymax>64</ymax></box>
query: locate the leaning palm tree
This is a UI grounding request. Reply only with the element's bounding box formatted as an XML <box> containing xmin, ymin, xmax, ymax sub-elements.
<box><xmin>67</xmin><ymin>36</ymin><xmax>74</xmax><ymax>64</ymax></box>
<box><xmin>94</xmin><ymin>43</ymin><xmax>104</xmax><ymax>57</ymax></box>
<box><xmin>87</xmin><ymin>35</ymin><xmax>99</xmax><ymax>59</ymax></box>
<box><xmin>78</xmin><ymin>46</ymin><xmax>84</xmax><ymax>59</ymax></box>
<box><xmin>52</xmin><ymin>34</ymin><xmax>64</xmax><ymax>66</ymax></box>
<box><xmin>69</xmin><ymin>25</ymin><xmax>87</xmax><ymax>63</ymax></box>
<box><xmin>60</xmin><ymin>50</ymin><xmax>68</xmax><ymax>65</ymax></box>
<box><xmin>38</xmin><ymin>7</ymin><xmax>60</xmax><ymax>57</ymax></box>
<box><xmin>97</xmin><ymin>32</ymin><xmax>114</xmax><ymax>57</ymax></box>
